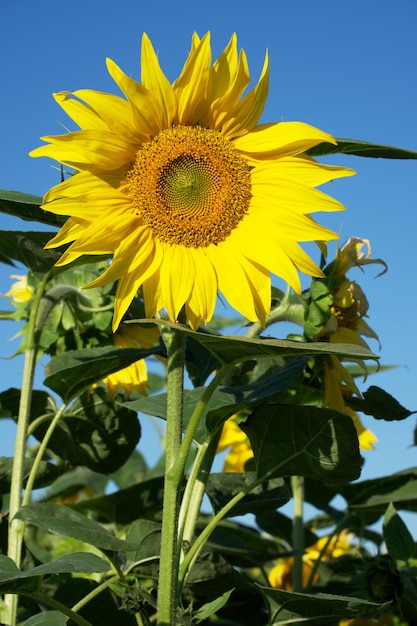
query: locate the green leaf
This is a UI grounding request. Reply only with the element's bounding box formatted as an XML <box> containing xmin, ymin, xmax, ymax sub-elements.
<box><xmin>73</xmin><ymin>475</ymin><xmax>165</xmax><ymax>524</ymax></box>
<box><xmin>16</xmin><ymin>503</ymin><xmax>140</xmax><ymax>552</ymax></box>
<box><xmin>125</xmin><ymin>519</ymin><xmax>161</xmax><ymax>565</ymax></box>
<box><xmin>255</xmin><ymin>511</ymin><xmax>318</xmax><ymax>548</ymax></box>
<box><xmin>241</xmin><ymin>405</ymin><xmax>362</xmax><ymax>484</ymax></box>
<box><xmin>0</xmin><ymin>230</ymin><xmax>61</xmax><ymax>273</ymax></box>
<box><xmin>339</xmin><ymin>469</ymin><xmax>417</xmax><ymax>517</ymax></box>
<box><xmin>259</xmin><ymin>586</ymin><xmax>387</xmax><ymax>624</ymax></box>
<box><xmin>0</xmin><ymin>456</ymin><xmax>62</xmax><ymax>495</ymax></box>
<box><xmin>206</xmin><ymin>472</ymin><xmax>289</xmax><ymax>517</ymax></box>
<box><xmin>128</xmin><ymin>319</ymin><xmax>378</xmax><ymax>365</ymax></box>
<box><xmin>22</xmin><ymin>612</ymin><xmax>69</xmax><ymax>626</ymax></box>
<box><xmin>0</xmin><ymin>553</ymin><xmax>109</xmax><ymax>584</ymax></box>
<box><xmin>383</xmin><ymin>503</ymin><xmax>416</xmax><ymax>561</ymax></box>
<box><xmin>193</xmin><ymin>588</ymin><xmax>235</xmax><ymax>622</ymax></box>
<box><xmin>348</xmin><ymin>385</ymin><xmax>415</xmax><ymax>421</ymax></box>
<box><xmin>200</xmin><ymin>519</ymin><xmax>282</xmax><ymax>567</ymax></box>
<box><xmin>44</xmin><ymin>345</ymin><xmax>161</xmax><ymax>402</ymax></box>
<box><xmin>307</xmin><ymin>138</ymin><xmax>417</xmax><ymax>159</ymax></box>
<box><xmin>0</xmin><ymin>189</ymin><xmax>65</xmax><ymax>227</ymax></box>
<box><xmin>32</xmin><ymin>387</ymin><xmax>141</xmax><ymax>474</ymax></box>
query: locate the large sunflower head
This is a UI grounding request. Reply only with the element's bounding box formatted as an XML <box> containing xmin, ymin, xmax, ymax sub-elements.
<box><xmin>30</xmin><ymin>33</ymin><xmax>354</xmax><ymax>331</ymax></box>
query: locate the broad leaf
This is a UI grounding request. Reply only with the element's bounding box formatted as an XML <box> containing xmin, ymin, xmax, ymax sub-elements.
<box><xmin>383</xmin><ymin>503</ymin><xmax>416</xmax><ymax>561</ymax></box>
<box><xmin>0</xmin><ymin>189</ymin><xmax>64</xmax><ymax>227</ymax></box>
<box><xmin>255</xmin><ymin>511</ymin><xmax>318</xmax><ymax>548</ymax></box>
<box><xmin>0</xmin><ymin>230</ymin><xmax>61</xmax><ymax>274</ymax></box>
<box><xmin>22</xmin><ymin>612</ymin><xmax>69</xmax><ymax>626</ymax></box>
<box><xmin>241</xmin><ymin>405</ymin><xmax>361</xmax><ymax>484</ymax></box>
<box><xmin>348</xmin><ymin>385</ymin><xmax>415</xmax><ymax>421</ymax></box>
<box><xmin>307</xmin><ymin>138</ymin><xmax>417</xmax><ymax>159</ymax></box>
<box><xmin>128</xmin><ymin>319</ymin><xmax>377</xmax><ymax>364</ymax></box>
<box><xmin>206</xmin><ymin>472</ymin><xmax>289</xmax><ymax>517</ymax></box>
<box><xmin>0</xmin><ymin>457</ymin><xmax>62</xmax><ymax>495</ymax></box>
<box><xmin>44</xmin><ymin>345</ymin><xmax>161</xmax><ymax>402</ymax></box>
<box><xmin>0</xmin><ymin>552</ymin><xmax>109</xmax><ymax>584</ymax></box>
<box><xmin>74</xmin><ymin>475</ymin><xmax>165</xmax><ymax>524</ymax></box>
<box><xmin>259</xmin><ymin>586</ymin><xmax>387</xmax><ymax>624</ymax></box>
<box><xmin>201</xmin><ymin>519</ymin><xmax>283</xmax><ymax>567</ymax></box>
<box><xmin>32</xmin><ymin>387</ymin><xmax>141</xmax><ymax>474</ymax></box>
<box><xmin>16</xmin><ymin>503</ymin><xmax>140</xmax><ymax>552</ymax></box>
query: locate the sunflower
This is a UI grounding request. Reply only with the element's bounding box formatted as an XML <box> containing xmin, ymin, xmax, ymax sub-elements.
<box><xmin>318</xmin><ymin>238</ymin><xmax>387</xmax><ymax>450</ymax></box>
<box><xmin>30</xmin><ymin>33</ymin><xmax>354</xmax><ymax>331</ymax></box>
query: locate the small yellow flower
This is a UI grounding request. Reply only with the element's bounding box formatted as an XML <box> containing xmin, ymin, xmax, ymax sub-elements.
<box><xmin>5</xmin><ymin>275</ymin><xmax>33</xmax><ymax>303</ymax></box>
<box><xmin>31</xmin><ymin>33</ymin><xmax>354</xmax><ymax>331</ymax></box>
<box><xmin>269</xmin><ymin>531</ymin><xmax>353</xmax><ymax>591</ymax></box>
<box><xmin>217</xmin><ymin>416</ymin><xmax>253</xmax><ymax>472</ymax></box>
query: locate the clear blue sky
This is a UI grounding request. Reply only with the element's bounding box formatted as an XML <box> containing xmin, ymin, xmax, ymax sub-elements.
<box><xmin>1</xmin><ymin>0</ymin><xmax>416</xmax><ymax>501</ymax></box>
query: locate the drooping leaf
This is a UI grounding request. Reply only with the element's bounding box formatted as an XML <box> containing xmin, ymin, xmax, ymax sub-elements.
<box><xmin>0</xmin><ymin>189</ymin><xmax>64</xmax><ymax>227</ymax></box>
<box><xmin>255</xmin><ymin>511</ymin><xmax>318</xmax><ymax>548</ymax></box>
<box><xmin>0</xmin><ymin>231</ymin><xmax>62</xmax><ymax>274</ymax></box>
<box><xmin>74</xmin><ymin>475</ymin><xmax>165</xmax><ymax>524</ymax></box>
<box><xmin>22</xmin><ymin>611</ymin><xmax>69</xmax><ymax>626</ymax></box>
<box><xmin>32</xmin><ymin>387</ymin><xmax>141</xmax><ymax>474</ymax></box>
<box><xmin>128</xmin><ymin>319</ymin><xmax>377</xmax><ymax>365</ymax></box>
<box><xmin>43</xmin><ymin>345</ymin><xmax>162</xmax><ymax>402</ymax></box>
<box><xmin>348</xmin><ymin>385</ymin><xmax>415</xmax><ymax>421</ymax></box>
<box><xmin>16</xmin><ymin>503</ymin><xmax>140</xmax><ymax>552</ymax></box>
<box><xmin>0</xmin><ymin>553</ymin><xmax>110</xmax><ymax>595</ymax></box>
<box><xmin>241</xmin><ymin>405</ymin><xmax>362</xmax><ymax>484</ymax></box>
<box><xmin>383</xmin><ymin>503</ymin><xmax>416</xmax><ymax>562</ymax></box>
<box><xmin>338</xmin><ymin>469</ymin><xmax>417</xmax><ymax>520</ymax></box>
<box><xmin>307</xmin><ymin>138</ymin><xmax>417</xmax><ymax>159</ymax></box>
<box><xmin>200</xmin><ymin>519</ymin><xmax>283</xmax><ymax>567</ymax></box>
<box><xmin>0</xmin><ymin>457</ymin><xmax>62</xmax><ymax>495</ymax></box>
<box><xmin>206</xmin><ymin>472</ymin><xmax>289</xmax><ymax>517</ymax></box>
<box><xmin>259</xmin><ymin>585</ymin><xmax>387</xmax><ymax>624</ymax></box>
<box><xmin>125</xmin><ymin>518</ymin><xmax>161</xmax><ymax>565</ymax></box>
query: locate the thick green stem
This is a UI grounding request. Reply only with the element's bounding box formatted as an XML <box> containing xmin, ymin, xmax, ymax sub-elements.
<box><xmin>291</xmin><ymin>475</ymin><xmax>305</xmax><ymax>592</ymax></box>
<box><xmin>156</xmin><ymin>324</ymin><xmax>186</xmax><ymax>626</ymax></box>
<box><xmin>4</xmin><ymin>272</ymin><xmax>50</xmax><ymax>626</ymax></box>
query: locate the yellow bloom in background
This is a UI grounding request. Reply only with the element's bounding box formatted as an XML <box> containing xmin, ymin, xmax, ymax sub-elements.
<box><xmin>31</xmin><ymin>33</ymin><xmax>354</xmax><ymax>331</ymax></box>
<box><xmin>319</xmin><ymin>238</ymin><xmax>386</xmax><ymax>450</ymax></box>
<box><xmin>217</xmin><ymin>417</ymin><xmax>253</xmax><ymax>472</ymax></box>
<box><xmin>269</xmin><ymin>531</ymin><xmax>352</xmax><ymax>591</ymax></box>
<box><xmin>100</xmin><ymin>324</ymin><xmax>159</xmax><ymax>397</ymax></box>
<box><xmin>5</xmin><ymin>275</ymin><xmax>33</xmax><ymax>303</ymax></box>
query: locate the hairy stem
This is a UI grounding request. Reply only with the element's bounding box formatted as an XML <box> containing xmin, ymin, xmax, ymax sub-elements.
<box><xmin>291</xmin><ymin>475</ymin><xmax>305</xmax><ymax>592</ymax></box>
<box><xmin>4</xmin><ymin>272</ymin><xmax>50</xmax><ymax>626</ymax></box>
<box><xmin>156</xmin><ymin>324</ymin><xmax>186</xmax><ymax>626</ymax></box>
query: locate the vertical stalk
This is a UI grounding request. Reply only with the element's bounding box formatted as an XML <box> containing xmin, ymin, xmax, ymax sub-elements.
<box><xmin>156</xmin><ymin>324</ymin><xmax>186</xmax><ymax>626</ymax></box>
<box><xmin>291</xmin><ymin>475</ymin><xmax>305</xmax><ymax>592</ymax></box>
<box><xmin>3</xmin><ymin>272</ymin><xmax>50</xmax><ymax>626</ymax></box>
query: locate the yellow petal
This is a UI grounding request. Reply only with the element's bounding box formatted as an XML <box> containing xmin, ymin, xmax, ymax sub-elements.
<box><xmin>173</xmin><ymin>32</ymin><xmax>212</xmax><ymax>125</ymax></box>
<box><xmin>72</xmin><ymin>89</ymin><xmax>141</xmax><ymax>144</ymax></box>
<box><xmin>185</xmin><ymin>248</ymin><xmax>218</xmax><ymax>325</ymax></box>
<box><xmin>53</xmin><ymin>91</ymin><xmax>109</xmax><ymax>130</ymax></box>
<box><xmin>207</xmin><ymin>244</ymin><xmax>258</xmax><ymax>321</ymax></box>
<box><xmin>141</xmin><ymin>33</ymin><xmax>177</xmax><ymax>128</ymax></box>
<box><xmin>221</xmin><ymin>51</ymin><xmax>269</xmax><ymax>138</ymax></box>
<box><xmin>160</xmin><ymin>245</ymin><xmax>196</xmax><ymax>321</ymax></box>
<box><xmin>234</xmin><ymin>121</ymin><xmax>336</xmax><ymax>159</ymax></box>
<box><xmin>106</xmin><ymin>58</ymin><xmax>163</xmax><ymax>137</ymax></box>
<box><xmin>30</xmin><ymin>129</ymin><xmax>136</xmax><ymax>171</ymax></box>
<box><xmin>266</xmin><ymin>154</ymin><xmax>355</xmax><ymax>187</ymax></box>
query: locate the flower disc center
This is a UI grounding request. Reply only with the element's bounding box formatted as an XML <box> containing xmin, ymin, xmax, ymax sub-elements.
<box><xmin>127</xmin><ymin>125</ymin><xmax>252</xmax><ymax>248</ymax></box>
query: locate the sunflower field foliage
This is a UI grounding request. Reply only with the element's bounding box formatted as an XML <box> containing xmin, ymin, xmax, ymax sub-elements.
<box><xmin>0</xmin><ymin>32</ymin><xmax>417</xmax><ymax>626</ymax></box>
